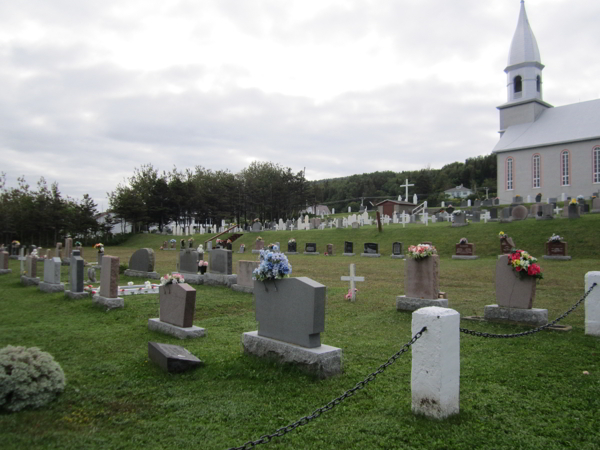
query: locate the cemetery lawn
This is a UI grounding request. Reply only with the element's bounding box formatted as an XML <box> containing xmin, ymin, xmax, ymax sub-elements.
<box><xmin>1</xmin><ymin>215</ymin><xmax>600</xmax><ymax>450</ymax></box>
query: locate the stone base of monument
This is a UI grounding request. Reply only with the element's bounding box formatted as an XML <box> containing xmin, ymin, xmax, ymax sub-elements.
<box><xmin>64</xmin><ymin>290</ymin><xmax>90</xmax><ymax>300</ymax></box>
<box><xmin>9</xmin><ymin>255</ymin><xmax>18</xmax><ymax>260</ymax></box>
<box><xmin>361</xmin><ymin>253</ymin><xmax>381</xmax><ymax>258</ymax></box>
<box><xmin>178</xmin><ymin>272</ymin><xmax>204</xmax><ymax>285</ymax></box>
<box><xmin>488</xmin><ymin>218</ymin><xmax>499</xmax><ymax>222</ymax></box>
<box><xmin>342</xmin><ymin>253</ymin><xmax>355</xmax><ymax>256</ymax></box>
<box><xmin>303</xmin><ymin>252</ymin><xmax>320</xmax><ymax>255</ymax></box>
<box><xmin>591</xmin><ymin>209</ymin><xmax>600</xmax><ymax>214</ymax></box>
<box><xmin>92</xmin><ymin>294</ymin><xmax>124</xmax><ymax>310</ymax></box>
<box><xmin>124</xmin><ymin>269</ymin><xmax>161</xmax><ymax>279</ymax></box>
<box><xmin>396</xmin><ymin>296</ymin><xmax>449</xmax><ymax>312</ymax></box>
<box><xmin>21</xmin><ymin>275</ymin><xmax>40</xmax><ymax>286</ymax></box>
<box><xmin>483</xmin><ymin>305</ymin><xmax>548</xmax><ymax>327</ymax></box>
<box><xmin>231</xmin><ymin>284</ymin><xmax>253</xmax><ymax>294</ymax></box>
<box><xmin>451</xmin><ymin>255</ymin><xmax>479</xmax><ymax>260</ymax></box>
<box><xmin>0</xmin><ymin>269</ymin><xmax>12</xmax><ymax>275</ymax></box>
<box><xmin>204</xmin><ymin>273</ymin><xmax>237</xmax><ymax>287</ymax></box>
<box><xmin>391</xmin><ymin>255</ymin><xmax>405</xmax><ymax>259</ymax></box>
<box><xmin>251</xmin><ymin>250</ymin><xmax>261</xmax><ymax>254</ymax></box>
<box><xmin>499</xmin><ymin>218</ymin><xmax>512</xmax><ymax>223</ymax></box>
<box><xmin>536</xmin><ymin>216</ymin><xmax>553</xmax><ymax>221</ymax></box>
<box><xmin>542</xmin><ymin>255</ymin><xmax>572</xmax><ymax>261</ymax></box>
<box><xmin>451</xmin><ymin>223</ymin><xmax>469</xmax><ymax>227</ymax></box>
<box><xmin>285</xmin><ymin>252</ymin><xmax>298</xmax><ymax>255</ymax></box>
<box><xmin>148</xmin><ymin>318</ymin><xmax>205</xmax><ymax>339</ymax></box>
<box><xmin>242</xmin><ymin>331</ymin><xmax>342</xmax><ymax>379</ymax></box>
<box><xmin>39</xmin><ymin>282</ymin><xmax>65</xmax><ymax>293</ymax></box>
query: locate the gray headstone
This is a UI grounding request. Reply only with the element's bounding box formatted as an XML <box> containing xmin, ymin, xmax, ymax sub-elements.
<box><xmin>43</xmin><ymin>257</ymin><xmax>62</xmax><ymax>284</ymax></box>
<box><xmin>392</xmin><ymin>242</ymin><xmax>403</xmax><ymax>255</ymax></box>
<box><xmin>128</xmin><ymin>248</ymin><xmax>155</xmax><ymax>272</ymax></box>
<box><xmin>209</xmin><ymin>248</ymin><xmax>232</xmax><ymax>275</ymax></box>
<box><xmin>511</xmin><ymin>205</ymin><xmax>528</xmax><ymax>220</ymax></box>
<box><xmin>179</xmin><ymin>249</ymin><xmax>199</xmax><ymax>273</ymax></box>
<box><xmin>99</xmin><ymin>256</ymin><xmax>120</xmax><ymax>298</ymax></box>
<box><xmin>148</xmin><ymin>342</ymin><xmax>203</xmax><ymax>373</ymax></box>
<box><xmin>69</xmin><ymin>250</ymin><xmax>85</xmax><ymax>293</ymax></box>
<box><xmin>237</xmin><ymin>260</ymin><xmax>259</xmax><ymax>288</ymax></box>
<box><xmin>363</xmin><ymin>243</ymin><xmax>379</xmax><ymax>254</ymax></box>
<box><xmin>159</xmin><ymin>283</ymin><xmax>196</xmax><ymax>328</ymax></box>
<box><xmin>252</xmin><ymin>222</ymin><xmax>262</xmax><ymax>232</ymax></box>
<box><xmin>305</xmin><ymin>243</ymin><xmax>317</xmax><ymax>253</ymax></box>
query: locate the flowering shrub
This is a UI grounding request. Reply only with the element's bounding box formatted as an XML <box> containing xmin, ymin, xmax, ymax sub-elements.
<box><xmin>198</xmin><ymin>260</ymin><xmax>208</xmax><ymax>267</ymax></box>
<box><xmin>498</xmin><ymin>231</ymin><xmax>509</xmax><ymax>239</ymax></box>
<box><xmin>569</xmin><ymin>198</ymin><xmax>578</xmax><ymax>205</ymax></box>
<box><xmin>407</xmin><ymin>244</ymin><xmax>437</xmax><ymax>260</ymax></box>
<box><xmin>288</xmin><ymin>238</ymin><xmax>296</xmax><ymax>243</ymax></box>
<box><xmin>160</xmin><ymin>273</ymin><xmax>185</xmax><ymax>286</ymax></box>
<box><xmin>547</xmin><ymin>233</ymin><xmax>563</xmax><ymax>243</ymax></box>
<box><xmin>169</xmin><ymin>239</ymin><xmax>176</xmax><ymax>244</ymax></box>
<box><xmin>94</xmin><ymin>243</ymin><xmax>104</xmax><ymax>252</ymax></box>
<box><xmin>0</xmin><ymin>345</ymin><xmax>66</xmax><ymax>412</ymax></box>
<box><xmin>507</xmin><ymin>249</ymin><xmax>543</xmax><ymax>280</ymax></box>
<box><xmin>252</xmin><ymin>250</ymin><xmax>292</xmax><ymax>281</ymax></box>
<box><xmin>256</xmin><ymin>236</ymin><xmax>263</xmax><ymax>241</ymax></box>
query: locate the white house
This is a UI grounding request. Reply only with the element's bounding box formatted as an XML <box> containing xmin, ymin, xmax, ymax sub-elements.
<box><xmin>444</xmin><ymin>184</ymin><xmax>473</xmax><ymax>199</ymax></box>
<box><xmin>493</xmin><ymin>1</ymin><xmax>600</xmax><ymax>204</ymax></box>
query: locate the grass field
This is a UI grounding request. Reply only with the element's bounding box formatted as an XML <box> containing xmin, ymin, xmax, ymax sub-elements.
<box><xmin>1</xmin><ymin>215</ymin><xmax>599</xmax><ymax>449</ymax></box>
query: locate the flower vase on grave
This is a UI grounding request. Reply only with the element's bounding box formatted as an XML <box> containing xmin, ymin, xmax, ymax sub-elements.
<box><xmin>199</xmin><ymin>266</ymin><xmax>207</xmax><ymax>275</ymax></box>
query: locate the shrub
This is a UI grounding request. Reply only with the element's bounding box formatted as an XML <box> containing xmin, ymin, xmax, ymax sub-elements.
<box><xmin>0</xmin><ymin>345</ymin><xmax>66</xmax><ymax>412</ymax></box>
<box><xmin>119</xmin><ymin>263</ymin><xmax>128</xmax><ymax>274</ymax></box>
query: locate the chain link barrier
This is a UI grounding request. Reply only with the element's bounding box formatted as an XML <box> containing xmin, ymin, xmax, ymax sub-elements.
<box><xmin>460</xmin><ymin>282</ymin><xmax>597</xmax><ymax>338</ymax></box>
<box><xmin>226</xmin><ymin>326</ymin><xmax>427</xmax><ymax>450</ymax></box>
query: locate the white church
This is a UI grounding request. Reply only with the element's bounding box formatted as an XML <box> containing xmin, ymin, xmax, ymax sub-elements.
<box><xmin>493</xmin><ymin>1</ymin><xmax>600</xmax><ymax>204</ymax></box>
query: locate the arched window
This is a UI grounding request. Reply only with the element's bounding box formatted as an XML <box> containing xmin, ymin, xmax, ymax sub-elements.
<box><xmin>536</xmin><ymin>75</ymin><xmax>541</xmax><ymax>93</ymax></box>
<box><xmin>593</xmin><ymin>146</ymin><xmax>600</xmax><ymax>184</ymax></box>
<box><xmin>514</xmin><ymin>76</ymin><xmax>522</xmax><ymax>93</ymax></box>
<box><xmin>561</xmin><ymin>150</ymin><xmax>570</xmax><ymax>186</ymax></box>
<box><xmin>506</xmin><ymin>157</ymin><xmax>514</xmax><ymax>191</ymax></box>
<box><xmin>532</xmin><ymin>154</ymin><xmax>541</xmax><ymax>188</ymax></box>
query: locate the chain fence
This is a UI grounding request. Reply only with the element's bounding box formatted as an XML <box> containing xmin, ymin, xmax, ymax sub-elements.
<box><xmin>226</xmin><ymin>326</ymin><xmax>427</xmax><ymax>450</ymax></box>
<box><xmin>460</xmin><ymin>282</ymin><xmax>597</xmax><ymax>338</ymax></box>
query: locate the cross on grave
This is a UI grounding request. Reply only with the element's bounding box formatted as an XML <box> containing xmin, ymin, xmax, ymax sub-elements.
<box><xmin>18</xmin><ymin>249</ymin><xmax>26</xmax><ymax>274</ymax></box>
<box><xmin>554</xmin><ymin>206</ymin><xmax>563</xmax><ymax>216</ymax></box>
<box><xmin>400</xmin><ymin>179</ymin><xmax>414</xmax><ymax>201</ymax></box>
<box><xmin>341</xmin><ymin>264</ymin><xmax>364</xmax><ymax>302</ymax></box>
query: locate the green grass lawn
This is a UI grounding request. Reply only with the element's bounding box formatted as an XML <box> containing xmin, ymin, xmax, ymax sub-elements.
<box><xmin>1</xmin><ymin>215</ymin><xmax>599</xmax><ymax>450</ymax></box>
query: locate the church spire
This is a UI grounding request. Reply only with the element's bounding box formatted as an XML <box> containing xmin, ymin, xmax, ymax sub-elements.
<box><xmin>504</xmin><ymin>1</ymin><xmax>544</xmax><ymax>103</ymax></box>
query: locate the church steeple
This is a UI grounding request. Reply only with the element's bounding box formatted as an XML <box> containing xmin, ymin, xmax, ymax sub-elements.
<box><xmin>505</xmin><ymin>0</ymin><xmax>544</xmax><ymax>103</ymax></box>
<box><xmin>497</xmin><ymin>1</ymin><xmax>552</xmax><ymax>134</ymax></box>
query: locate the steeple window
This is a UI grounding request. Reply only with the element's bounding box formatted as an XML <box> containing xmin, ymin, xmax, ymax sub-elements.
<box><xmin>536</xmin><ymin>75</ymin><xmax>541</xmax><ymax>93</ymax></box>
<box><xmin>513</xmin><ymin>76</ymin><xmax>522</xmax><ymax>99</ymax></box>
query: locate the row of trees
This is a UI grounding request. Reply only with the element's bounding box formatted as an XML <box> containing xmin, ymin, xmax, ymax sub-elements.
<box><xmin>108</xmin><ymin>162</ymin><xmax>312</xmax><ymax>233</ymax></box>
<box><xmin>0</xmin><ymin>173</ymin><xmax>112</xmax><ymax>247</ymax></box>
<box><xmin>311</xmin><ymin>154</ymin><xmax>497</xmax><ymax>209</ymax></box>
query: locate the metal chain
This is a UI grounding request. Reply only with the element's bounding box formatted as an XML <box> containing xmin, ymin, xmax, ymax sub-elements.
<box><xmin>226</xmin><ymin>326</ymin><xmax>427</xmax><ymax>450</ymax></box>
<box><xmin>460</xmin><ymin>282</ymin><xmax>597</xmax><ymax>338</ymax></box>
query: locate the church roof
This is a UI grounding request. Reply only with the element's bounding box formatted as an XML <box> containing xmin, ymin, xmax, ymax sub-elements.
<box><xmin>493</xmin><ymin>99</ymin><xmax>600</xmax><ymax>153</ymax></box>
<box><xmin>507</xmin><ymin>1</ymin><xmax>541</xmax><ymax>68</ymax></box>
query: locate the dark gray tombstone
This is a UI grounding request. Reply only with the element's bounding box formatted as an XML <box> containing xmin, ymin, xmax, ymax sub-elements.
<box><xmin>482</xmin><ymin>199</ymin><xmax>492</xmax><ymax>206</ymax></box>
<box><xmin>535</xmin><ymin>193</ymin><xmax>542</xmax><ymax>202</ymax></box>
<box><xmin>148</xmin><ymin>342</ymin><xmax>203</xmax><ymax>373</ymax></box>
<box><xmin>362</xmin><ymin>243</ymin><xmax>380</xmax><ymax>256</ymax></box>
<box><xmin>568</xmin><ymin>204</ymin><xmax>580</xmax><ymax>219</ymax></box>
<box><xmin>446</xmin><ymin>206</ymin><xmax>455</xmax><ymax>214</ymax></box>
<box><xmin>287</xmin><ymin>241</ymin><xmax>297</xmax><ymax>252</ymax></box>
<box><xmin>69</xmin><ymin>250</ymin><xmax>84</xmax><ymax>293</ymax></box>
<box><xmin>179</xmin><ymin>249</ymin><xmax>200</xmax><ymax>273</ymax></box>
<box><xmin>125</xmin><ymin>248</ymin><xmax>159</xmax><ymax>279</ymax></box>
<box><xmin>490</xmin><ymin>208</ymin><xmax>498</xmax><ymax>219</ymax></box>
<box><xmin>159</xmin><ymin>283</ymin><xmax>196</xmax><ymax>328</ymax></box>
<box><xmin>392</xmin><ymin>242</ymin><xmax>404</xmax><ymax>258</ymax></box>
<box><xmin>493</xmin><ymin>198</ymin><xmax>500</xmax><ymax>205</ymax></box>
<box><xmin>252</xmin><ymin>222</ymin><xmax>262</xmax><ymax>232</ymax></box>
<box><xmin>343</xmin><ymin>241</ymin><xmax>354</xmax><ymax>256</ymax></box>
<box><xmin>304</xmin><ymin>243</ymin><xmax>317</xmax><ymax>254</ymax></box>
<box><xmin>209</xmin><ymin>248</ymin><xmax>232</xmax><ymax>275</ymax></box>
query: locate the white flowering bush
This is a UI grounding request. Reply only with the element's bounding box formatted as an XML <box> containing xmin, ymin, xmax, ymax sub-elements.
<box><xmin>0</xmin><ymin>345</ymin><xmax>66</xmax><ymax>412</ymax></box>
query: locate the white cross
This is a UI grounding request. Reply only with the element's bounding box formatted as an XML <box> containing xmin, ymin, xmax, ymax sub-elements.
<box><xmin>341</xmin><ymin>264</ymin><xmax>364</xmax><ymax>302</ymax></box>
<box><xmin>400</xmin><ymin>179</ymin><xmax>414</xmax><ymax>201</ymax></box>
<box><xmin>554</xmin><ymin>206</ymin><xmax>563</xmax><ymax>216</ymax></box>
<box><xmin>18</xmin><ymin>248</ymin><xmax>26</xmax><ymax>274</ymax></box>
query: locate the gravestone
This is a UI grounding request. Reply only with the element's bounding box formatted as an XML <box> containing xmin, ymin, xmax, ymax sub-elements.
<box><xmin>482</xmin><ymin>199</ymin><xmax>492</xmax><ymax>206</ymax></box>
<box><xmin>179</xmin><ymin>249</ymin><xmax>200</xmax><ymax>275</ymax></box>
<box><xmin>304</xmin><ymin>243</ymin><xmax>319</xmax><ymax>255</ymax></box>
<box><xmin>55</xmin><ymin>243</ymin><xmax>62</xmax><ymax>259</ymax></box>
<box><xmin>391</xmin><ymin>242</ymin><xmax>404</xmax><ymax>259</ymax></box>
<box><xmin>484</xmin><ymin>255</ymin><xmax>547</xmax><ymax>326</ymax></box>
<box><xmin>543</xmin><ymin>241</ymin><xmax>571</xmax><ymax>260</ymax></box>
<box><xmin>39</xmin><ymin>257</ymin><xmax>65</xmax><ymax>293</ymax></box>
<box><xmin>536</xmin><ymin>204</ymin><xmax>554</xmax><ymax>220</ymax></box>
<box><xmin>124</xmin><ymin>248</ymin><xmax>160</xmax><ymax>279</ymax></box>
<box><xmin>568</xmin><ymin>204</ymin><xmax>580</xmax><ymax>219</ymax></box>
<box><xmin>343</xmin><ymin>241</ymin><xmax>355</xmax><ymax>256</ymax></box>
<box><xmin>512</xmin><ymin>196</ymin><xmax>523</xmax><ymax>204</ymax></box>
<box><xmin>535</xmin><ymin>193</ymin><xmax>542</xmax><ymax>202</ymax></box>
<box><xmin>63</xmin><ymin>237</ymin><xmax>73</xmax><ymax>261</ymax></box>
<box><xmin>341</xmin><ymin>264</ymin><xmax>364</xmax><ymax>301</ymax></box>
<box><xmin>452</xmin><ymin>242</ymin><xmax>478</xmax><ymax>260</ymax></box>
<box><xmin>287</xmin><ymin>241</ymin><xmax>297</xmax><ymax>254</ymax></box>
<box><xmin>326</xmin><ymin>244</ymin><xmax>334</xmax><ymax>255</ymax></box>
<box><xmin>452</xmin><ymin>211</ymin><xmax>468</xmax><ymax>227</ymax></box>
<box><xmin>209</xmin><ymin>248</ymin><xmax>232</xmax><ymax>275</ymax></box>
<box><xmin>244</xmin><ymin>277</ymin><xmax>342</xmax><ymax>378</ymax></box>
<box><xmin>87</xmin><ymin>267</ymin><xmax>97</xmax><ymax>283</ymax></box>
<box><xmin>0</xmin><ymin>251</ymin><xmax>11</xmax><ymax>275</ymax></box>
<box><xmin>238</xmin><ymin>244</ymin><xmax>246</xmax><ymax>253</ymax></box>
<box><xmin>500</xmin><ymin>207</ymin><xmax>512</xmax><ymax>222</ymax></box>
<box><xmin>500</xmin><ymin>237</ymin><xmax>515</xmax><ymax>254</ymax></box>
<box><xmin>93</xmin><ymin>255</ymin><xmax>124</xmax><ymax>310</ymax></box>
<box><xmin>65</xmin><ymin>250</ymin><xmax>88</xmax><ymax>299</ymax></box>
<box><xmin>352</xmin><ymin>222</ymin><xmax>359</xmax><ymax>229</ymax></box>
<box><xmin>148</xmin><ymin>283</ymin><xmax>205</xmax><ymax>339</ymax></box>
<box><xmin>148</xmin><ymin>342</ymin><xmax>203</xmax><ymax>373</ymax></box>
<box><xmin>397</xmin><ymin>255</ymin><xmax>447</xmax><ymax>311</ymax></box>
<box><xmin>592</xmin><ymin>197</ymin><xmax>600</xmax><ymax>213</ymax></box>
<box><xmin>252</xmin><ymin>240</ymin><xmax>264</xmax><ymax>254</ymax></box>
<box><xmin>232</xmin><ymin>260</ymin><xmax>260</xmax><ymax>293</ymax></box>
<box><xmin>361</xmin><ymin>242</ymin><xmax>380</xmax><ymax>257</ymax></box>
<box><xmin>511</xmin><ymin>205</ymin><xmax>528</xmax><ymax>221</ymax></box>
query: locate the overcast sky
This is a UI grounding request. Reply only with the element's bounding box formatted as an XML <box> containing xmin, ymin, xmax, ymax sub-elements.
<box><xmin>1</xmin><ymin>0</ymin><xmax>599</xmax><ymax>210</ymax></box>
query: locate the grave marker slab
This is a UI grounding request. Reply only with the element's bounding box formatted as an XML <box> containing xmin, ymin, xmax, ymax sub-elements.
<box><xmin>391</xmin><ymin>242</ymin><xmax>404</xmax><ymax>259</ymax></box>
<box><xmin>0</xmin><ymin>251</ymin><xmax>11</xmax><ymax>275</ymax></box>
<box><xmin>343</xmin><ymin>241</ymin><xmax>355</xmax><ymax>256</ymax></box>
<box><xmin>94</xmin><ymin>255</ymin><xmax>124</xmax><ymax>309</ymax></box>
<box><xmin>65</xmin><ymin>250</ymin><xmax>88</xmax><ymax>299</ymax></box>
<box><xmin>397</xmin><ymin>255</ymin><xmax>448</xmax><ymax>311</ymax></box>
<box><xmin>124</xmin><ymin>248</ymin><xmax>160</xmax><ymax>279</ymax></box>
<box><xmin>303</xmin><ymin>243</ymin><xmax>319</xmax><ymax>255</ymax></box>
<box><xmin>361</xmin><ymin>242</ymin><xmax>380</xmax><ymax>258</ymax></box>
<box><xmin>39</xmin><ymin>257</ymin><xmax>65</xmax><ymax>293</ymax></box>
<box><xmin>148</xmin><ymin>342</ymin><xmax>203</xmax><ymax>373</ymax></box>
<box><xmin>232</xmin><ymin>260</ymin><xmax>260</xmax><ymax>293</ymax></box>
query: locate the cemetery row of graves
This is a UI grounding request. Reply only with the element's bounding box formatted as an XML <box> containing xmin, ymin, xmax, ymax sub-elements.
<box><xmin>1</xmin><ymin>213</ymin><xmax>599</xmax><ymax>449</ymax></box>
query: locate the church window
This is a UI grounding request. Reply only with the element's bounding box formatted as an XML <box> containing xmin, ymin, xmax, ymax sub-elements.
<box><xmin>536</xmin><ymin>75</ymin><xmax>541</xmax><ymax>93</ymax></box>
<box><xmin>514</xmin><ymin>76</ymin><xmax>522</xmax><ymax>93</ymax></box>
<box><xmin>561</xmin><ymin>150</ymin><xmax>570</xmax><ymax>186</ymax></box>
<box><xmin>506</xmin><ymin>157</ymin><xmax>514</xmax><ymax>191</ymax></box>
<box><xmin>594</xmin><ymin>147</ymin><xmax>600</xmax><ymax>183</ymax></box>
<box><xmin>532</xmin><ymin>154</ymin><xmax>541</xmax><ymax>188</ymax></box>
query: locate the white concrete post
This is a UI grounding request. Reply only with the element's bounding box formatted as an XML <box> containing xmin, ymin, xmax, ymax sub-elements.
<box><xmin>411</xmin><ymin>306</ymin><xmax>460</xmax><ymax>419</ymax></box>
<box><xmin>585</xmin><ymin>272</ymin><xmax>600</xmax><ymax>336</ymax></box>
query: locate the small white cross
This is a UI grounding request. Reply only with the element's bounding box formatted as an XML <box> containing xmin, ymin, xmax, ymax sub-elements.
<box><xmin>400</xmin><ymin>178</ymin><xmax>414</xmax><ymax>201</ymax></box>
<box><xmin>554</xmin><ymin>206</ymin><xmax>563</xmax><ymax>216</ymax></box>
<box><xmin>341</xmin><ymin>264</ymin><xmax>365</xmax><ymax>302</ymax></box>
